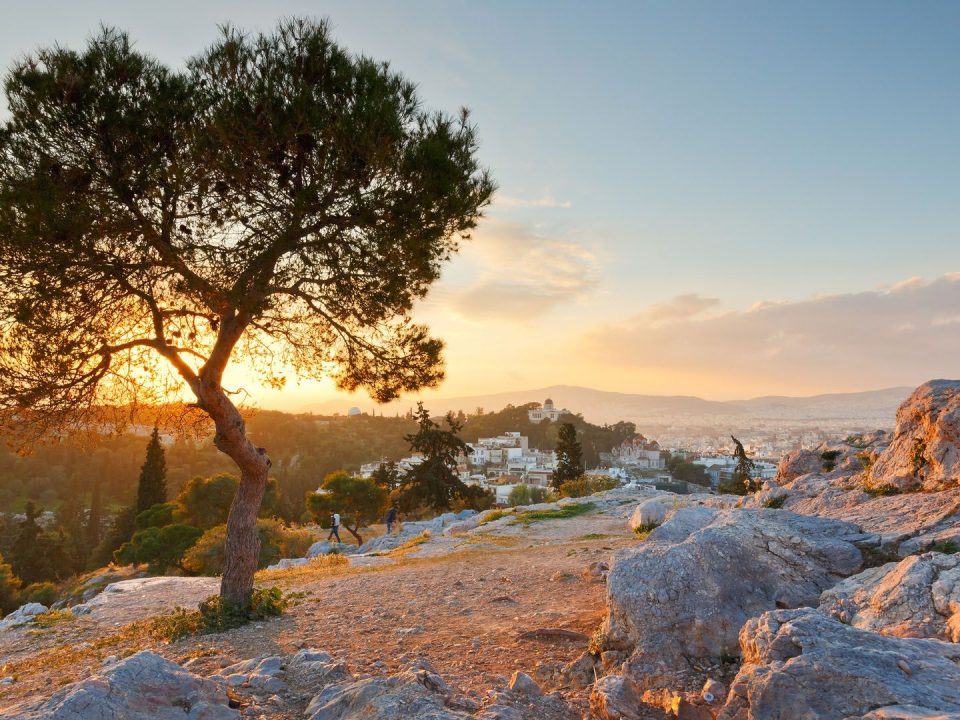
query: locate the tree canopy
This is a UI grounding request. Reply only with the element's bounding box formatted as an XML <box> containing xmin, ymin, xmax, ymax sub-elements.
<box><xmin>0</xmin><ymin>18</ymin><xmax>493</xmax><ymax>605</ymax></box>
<box><xmin>552</xmin><ymin>423</ymin><xmax>584</xmax><ymax>490</ymax></box>
<box><xmin>306</xmin><ymin>470</ymin><xmax>389</xmax><ymax>545</ymax></box>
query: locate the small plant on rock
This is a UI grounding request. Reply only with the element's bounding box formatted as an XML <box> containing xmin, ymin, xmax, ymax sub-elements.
<box><xmin>633</xmin><ymin>521</ymin><xmax>660</xmax><ymax>539</ymax></box>
<box><xmin>930</xmin><ymin>541</ymin><xmax>959</xmax><ymax>555</ymax></box>
<box><xmin>820</xmin><ymin>450</ymin><xmax>842</xmax><ymax>472</ymax></box>
<box><xmin>763</xmin><ymin>495</ymin><xmax>788</xmax><ymax>509</ymax></box>
<box><xmin>865</xmin><ymin>484</ymin><xmax>901</xmax><ymax>497</ymax></box>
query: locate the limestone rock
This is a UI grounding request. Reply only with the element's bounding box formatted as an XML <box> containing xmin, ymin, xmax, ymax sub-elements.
<box><xmin>590</xmin><ymin>674</ymin><xmax>645</xmax><ymax>720</ymax></box>
<box><xmin>605</xmin><ymin>506</ymin><xmax>864</xmax><ymax>687</ymax></box>
<box><xmin>1</xmin><ymin>650</ymin><xmax>236</xmax><ymax>719</ymax></box>
<box><xmin>0</xmin><ymin>602</ymin><xmax>47</xmax><ymax>630</ymax></box>
<box><xmin>777</xmin><ymin>448</ymin><xmax>828</xmax><ymax>483</ymax></box>
<box><xmin>628</xmin><ymin>499</ymin><xmax>669</xmax><ymax>530</ymax></box>
<box><xmin>870</xmin><ymin>380</ymin><xmax>960</xmax><ymax>492</ymax></box>
<box><xmin>718</xmin><ymin>608</ymin><xmax>960</xmax><ymax>720</ymax></box>
<box><xmin>507</xmin><ymin>671</ymin><xmax>542</xmax><ymax>696</ymax></box>
<box><xmin>820</xmin><ymin>551</ymin><xmax>960</xmax><ymax>641</ymax></box>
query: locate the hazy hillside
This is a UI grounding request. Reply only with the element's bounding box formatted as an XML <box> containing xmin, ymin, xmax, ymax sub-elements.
<box><xmin>303</xmin><ymin>384</ymin><xmax>913</xmax><ymax>427</ymax></box>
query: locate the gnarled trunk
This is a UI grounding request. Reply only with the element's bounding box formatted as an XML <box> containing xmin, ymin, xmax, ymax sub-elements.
<box><xmin>200</xmin><ymin>382</ymin><xmax>270</xmax><ymax>609</ymax></box>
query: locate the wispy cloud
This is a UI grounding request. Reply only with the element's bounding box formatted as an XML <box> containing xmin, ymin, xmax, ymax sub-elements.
<box><xmin>448</xmin><ymin>220</ymin><xmax>596</xmax><ymax>321</ymax></box>
<box><xmin>496</xmin><ymin>193</ymin><xmax>572</xmax><ymax>209</ymax></box>
<box><xmin>582</xmin><ymin>274</ymin><xmax>960</xmax><ymax>389</ymax></box>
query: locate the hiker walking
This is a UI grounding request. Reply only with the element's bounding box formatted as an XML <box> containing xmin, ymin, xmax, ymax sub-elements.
<box><xmin>385</xmin><ymin>505</ymin><xmax>398</xmax><ymax>534</ymax></box>
<box><xmin>328</xmin><ymin>511</ymin><xmax>342</xmax><ymax>543</ymax></box>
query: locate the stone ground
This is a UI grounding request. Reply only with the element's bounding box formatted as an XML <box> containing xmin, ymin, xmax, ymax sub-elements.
<box><xmin>0</xmin><ymin>503</ymin><xmax>638</xmax><ymax>718</ymax></box>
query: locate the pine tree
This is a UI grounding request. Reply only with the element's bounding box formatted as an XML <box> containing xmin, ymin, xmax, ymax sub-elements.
<box><xmin>57</xmin><ymin>484</ymin><xmax>89</xmax><ymax>575</ymax></box>
<box><xmin>395</xmin><ymin>404</ymin><xmax>489</xmax><ymax>512</ymax></box>
<box><xmin>552</xmin><ymin>423</ymin><xmax>584</xmax><ymax>490</ymax></box>
<box><xmin>720</xmin><ymin>436</ymin><xmax>758</xmax><ymax>495</ymax></box>
<box><xmin>136</xmin><ymin>428</ymin><xmax>168</xmax><ymax>515</ymax></box>
<box><xmin>370</xmin><ymin>461</ymin><xmax>401</xmax><ymax>491</ymax></box>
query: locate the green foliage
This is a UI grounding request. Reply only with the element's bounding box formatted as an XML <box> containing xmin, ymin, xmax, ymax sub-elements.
<box><xmin>369</xmin><ymin>462</ymin><xmax>401</xmax><ymax>491</ymax></box>
<box><xmin>723</xmin><ymin>435</ymin><xmax>760</xmax><ymax>495</ymax></box>
<box><xmin>856</xmin><ymin>542</ymin><xmax>901</xmax><ymax>568</ymax></box>
<box><xmin>763</xmin><ymin>495</ymin><xmax>788</xmax><ymax>509</ymax></box>
<box><xmin>182</xmin><ymin>519</ymin><xmax>313</xmax><ymax>576</ymax></box>
<box><xmin>10</xmin><ymin>502</ymin><xmax>70</xmax><ymax>584</ymax></box>
<box><xmin>510</xmin><ymin>502</ymin><xmax>594</xmax><ymax>525</ymax></box>
<box><xmin>136</xmin><ymin>428</ymin><xmax>168</xmax><ymax>514</ymax></box>
<box><xmin>173</xmin><ymin>473</ymin><xmax>278</xmax><ymax>530</ymax></box>
<box><xmin>150</xmin><ymin>587</ymin><xmax>288</xmax><ymax>642</ymax></box>
<box><xmin>865</xmin><ymin>484</ymin><xmax>901</xmax><ymax>497</ymax></box>
<box><xmin>843</xmin><ymin>434</ymin><xmax>871</xmax><ymax>449</ymax></box>
<box><xmin>136</xmin><ymin>502</ymin><xmax>177</xmax><ymax>530</ymax></box>
<box><xmin>32</xmin><ymin>609</ymin><xmax>75</xmax><ymax>628</ymax></box>
<box><xmin>0</xmin><ymin>552</ymin><xmax>22</xmax><ymax>614</ymax></box>
<box><xmin>552</xmin><ymin>423</ymin><xmax>584</xmax><ymax>490</ymax></box>
<box><xmin>306</xmin><ymin>471</ymin><xmax>389</xmax><ymax>545</ymax></box>
<box><xmin>857</xmin><ymin>451</ymin><xmax>876</xmax><ymax>478</ymax></box>
<box><xmin>558</xmin><ymin>475</ymin><xmax>618</xmax><ymax>498</ymax></box>
<box><xmin>89</xmin><ymin>506</ymin><xmax>137</xmax><ymax>569</ymax></box>
<box><xmin>665</xmin><ymin>456</ymin><xmax>711</xmax><ymax>486</ymax></box>
<box><xmin>507</xmin><ymin>484</ymin><xmax>555</xmax><ymax>507</ymax></box>
<box><xmin>633</xmin><ymin>521</ymin><xmax>660</xmax><ymax>539</ymax></box>
<box><xmin>911</xmin><ymin>438</ymin><xmax>928</xmax><ymax>477</ymax></box>
<box><xmin>115</xmin><ymin>523</ymin><xmax>203</xmax><ymax>573</ymax></box>
<box><xmin>930</xmin><ymin>541</ymin><xmax>959</xmax><ymax>555</ymax></box>
<box><xmin>820</xmin><ymin>450</ymin><xmax>842</xmax><ymax>472</ymax></box>
<box><xmin>395</xmin><ymin>404</ymin><xmax>476</xmax><ymax>513</ymax></box>
<box><xmin>20</xmin><ymin>581</ymin><xmax>58</xmax><ymax>606</ymax></box>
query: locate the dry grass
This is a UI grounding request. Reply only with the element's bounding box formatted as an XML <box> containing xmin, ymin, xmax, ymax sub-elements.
<box><xmin>255</xmin><ymin>553</ymin><xmax>351</xmax><ymax>585</ymax></box>
<box><xmin>386</xmin><ymin>530</ymin><xmax>432</xmax><ymax>557</ymax></box>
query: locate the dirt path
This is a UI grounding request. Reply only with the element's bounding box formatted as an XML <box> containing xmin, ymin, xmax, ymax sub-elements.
<box><xmin>0</xmin><ymin>516</ymin><xmax>637</xmax><ymax>717</ymax></box>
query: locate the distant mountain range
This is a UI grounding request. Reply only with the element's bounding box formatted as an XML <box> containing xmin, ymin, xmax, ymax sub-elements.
<box><xmin>302</xmin><ymin>384</ymin><xmax>913</xmax><ymax>427</ymax></box>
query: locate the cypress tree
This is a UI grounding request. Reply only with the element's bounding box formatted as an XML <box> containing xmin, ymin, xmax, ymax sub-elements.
<box><xmin>136</xmin><ymin>428</ymin><xmax>168</xmax><ymax>514</ymax></box>
<box><xmin>552</xmin><ymin>423</ymin><xmax>584</xmax><ymax>490</ymax></box>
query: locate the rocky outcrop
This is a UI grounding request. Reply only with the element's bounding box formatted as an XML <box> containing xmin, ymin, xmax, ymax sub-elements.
<box><xmin>0</xmin><ymin>602</ymin><xmax>47</xmax><ymax>630</ymax></box>
<box><xmin>719</xmin><ymin>608</ymin><xmax>960</xmax><ymax>720</ymax></box>
<box><xmin>69</xmin><ymin>576</ymin><xmax>219</xmax><ymax>622</ymax></box>
<box><xmin>305</xmin><ymin>657</ymin><xmax>576</xmax><ymax>720</ymax></box>
<box><xmin>869</xmin><ymin>380</ymin><xmax>960</xmax><ymax>492</ymax></box>
<box><xmin>0</xmin><ymin>651</ymin><xmax>237</xmax><ymax>719</ymax></box>
<box><xmin>820</xmin><ymin>552</ymin><xmax>960</xmax><ymax>641</ymax></box>
<box><xmin>604</xmin><ymin>506</ymin><xmax>865</xmax><ymax>687</ymax></box>
<box><xmin>628</xmin><ymin>498</ymin><xmax>669</xmax><ymax>531</ymax></box>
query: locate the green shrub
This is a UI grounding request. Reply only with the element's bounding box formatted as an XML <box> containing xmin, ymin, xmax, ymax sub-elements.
<box><xmin>633</xmin><ymin>521</ymin><xmax>660</xmax><ymax>539</ymax></box>
<box><xmin>182</xmin><ymin>519</ymin><xmax>313</xmax><ymax>576</ymax></box>
<box><xmin>476</xmin><ymin>509</ymin><xmax>512</xmax><ymax>526</ymax></box>
<box><xmin>507</xmin><ymin>484</ymin><xmax>555</xmax><ymax>506</ymax></box>
<box><xmin>135</xmin><ymin>502</ymin><xmax>177</xmax><ymax>530</ymax></box>
<box><xmin>856</xmin><ymin>543</ymin><xmax>900</xmax><ymax>568</ymax></box>
<box><xmin>20</xmin><ymin>581</ymin><xmax>59</xmax><ymax>606</ymax></box>
<box><xmin>911</xmin><ymin>438</ymin><xmax>928</xmax><ymax>477</ymax></box>
<box><xmin>763</xmin><ymin>495</ymin><xmax>788</xmax><ymax>509</ymax></box>
<box><xmin>114</xmin><ymin>524</ymin><xmax>204</xmax><ymax>573</ymax></box>
<box><xmin>930</xmin><ymin>541</ymin><xmax>959</xmax><ymax>555</ymax></box>
<box><xmin>0</xmin><ymin>553</ymin><xmax>23</xmax><ymax>615</ymax></box>
<box><xmin>559</xmin><ymin>476</ymin><xmax>618</xmax><ymax>498</ymax></box>
<box><xmin>148</xmin><ymin>587</ymin><xmax>288</xmax><ymax>642</ymax></box>
<box><xmin>174</xmin><ymin>473</ymin><xmax>279</xmax><ymax>530</ymax></box>
<box><xmin>865</xmin><ymin>484</ymin><xmax>900</xmax><ymax>497</ymax></box>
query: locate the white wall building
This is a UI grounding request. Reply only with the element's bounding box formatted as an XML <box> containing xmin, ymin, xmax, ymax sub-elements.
<box><xmin>527</xmin><ymin>398</ymin><xmax>568</xmax><ymax>423</ymax></box>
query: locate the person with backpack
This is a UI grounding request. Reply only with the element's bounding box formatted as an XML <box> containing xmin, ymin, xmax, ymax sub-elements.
<box><xmin>385</xmin><ymin>505</ymin><xmax>398</xmax><ymax>534</ymax></box>
<box><xmin>328</xmin><ymin>511</ymin><xmax>342</xmax><ymax>543</ymax></box>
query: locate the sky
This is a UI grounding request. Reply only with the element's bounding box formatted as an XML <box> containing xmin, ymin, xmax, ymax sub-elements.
<box><xmin>2</xmin><ymin>1</ymin><xmax>959</xmax><ymax>410</ymax></box>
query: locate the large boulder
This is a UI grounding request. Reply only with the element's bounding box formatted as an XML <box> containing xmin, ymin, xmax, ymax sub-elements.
<box><xmin>869</xmin><ymin>380</ymin><xmax>960</xmax><ymax>492</ymax></box>
<box><xmin>718</xmin><ymin>608</ymin><xmax>960</xmax><ymax>720</ymax></box>
<box><xmin>820</xmin><ymin>551</ymin><xmax>960</xmax><ymax>642</ymax></box>
<box><xmin>604</xmin><ymin>506</ymin><xmax>864</xmax><ymax>687</ymax></box>
<box><xmin>1</xmin><ymin>650</ymin><xmax>237</xmax><ymax>719</ymax></box>
<box><xmin>776</xmin><ymin>448</ymin><xmax>829</xmax><ymax>483</ymax></box>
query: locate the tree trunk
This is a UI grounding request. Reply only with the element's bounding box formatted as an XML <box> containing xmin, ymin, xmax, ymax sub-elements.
<box><xmin>345</xmin><ymin>524</ymin><xmax>363</xmax><ymax>546</ymax></box>
<box><xmin>200</xmin><ymin>384</ymin><xmax>270</xmax><ymax>609</ymax></box>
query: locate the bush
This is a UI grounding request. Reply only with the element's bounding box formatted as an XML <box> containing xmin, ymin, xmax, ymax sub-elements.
<box><xmin>763</xmin><ymin>495</ymin><xmax>788</xmax><ymax>509</ymax></box>
<box><xmin>633</xmin><ymin>520</ymin><xmax>660</xmax><ymax>539</ymax></box>
<box><xmin>20</xmin><ymin>581</ymin><xmax>58</xmax><ymax>606</ymax></box>
<box><xmin>0</xmin><ymin>553</ymin><xmax>23</xmax><ymax>615</ymax></box>
<box><xmin>174</xmin><ymin>473</ymin><xmax>279</xmax><ymax>530</ymax></box>
<box><xmin>507</xmin><ymin>484</ymin><xmax>555</xmax><ymax>507</ymax></box>
<box><xmin>182</xmin><ymin>519</ymin><xmax>313</xmax><ymax>576</ymax></box>
<box><xmin>115</xmin><ymin>524</ymin><xmax>204</xmax><ymax>573</ymax></box>
<box><xmin>865</xmin><ymin>484</ymin><xmax>901</xmax><ymax>497</ymax></box>
<box><xmin>559</xmin><ymin>475</ymin><xmax>618</xmax><ymax>498</ymax></box>
<box><xmin>511</xmin><ymin>502</ymin><xmax>594</xmax><ymax>525</ymax></box>
<box><xmin>820</xmin><ymin>450</ymin><xmax>842</xmax><ymax>472</ymax></box>
<box><xmin>149</xmin><ymin>587</ymin><xmax>288</xmax><ymax>642</ymax></box>
<box><xmin>135</xmin><ymin>502</ymin><xmax>177</xmax><ymax>530</ymax></box>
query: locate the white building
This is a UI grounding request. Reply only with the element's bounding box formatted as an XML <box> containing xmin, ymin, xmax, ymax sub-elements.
<box><xmin>467</xmin><ymin>431</ymin><xmax>557</xmax><ymax>487</ymax></box>
<box><xmin>527</xmin><ymin>398</ymin><xmax>568</xmax><ymax>423</ymax></box>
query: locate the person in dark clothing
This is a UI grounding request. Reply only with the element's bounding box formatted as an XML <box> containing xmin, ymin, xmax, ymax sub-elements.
<box><xmin>328</xmin><ymin>511</ymin><xmax>342</xmax><ymax>543</ymax></box>
<box><xmin>386</xmin><ymin>505</ymin><xmax>398</xmax><ymax>534</ymax></box>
